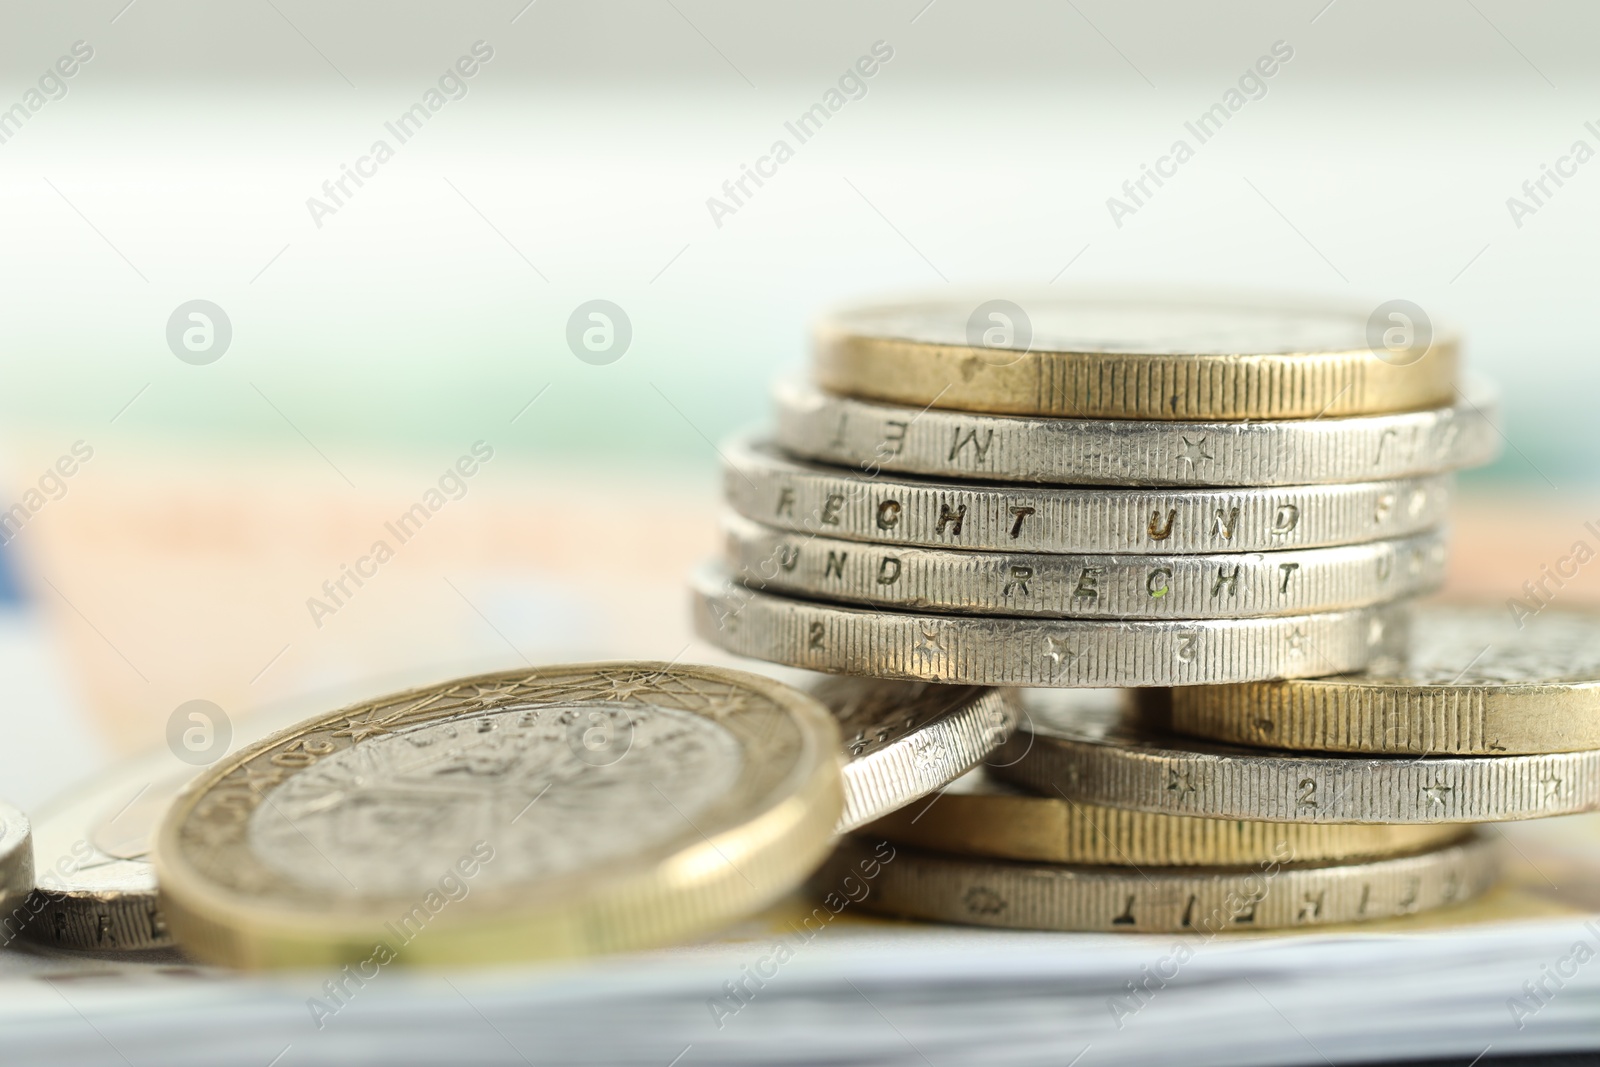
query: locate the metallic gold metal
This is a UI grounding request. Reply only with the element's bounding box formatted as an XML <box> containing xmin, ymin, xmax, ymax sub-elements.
<box><xmin>862</xmin><ymin>770</ymin><xmax>1470</xmax><ymax>866</ymax></box>
<box><xmin>1172</xmin><ymin>605</ymin><xmax>1600</xmax><ymax>755</ymax></box>
<box><xmin>819</xmin><ymin>834</ymin><xmax>1498</xmax><ymax>933</ymax></box>
<box><xmin>813</xmin><ymin>292</ymin><xmax>1459</xmax><ymax>420</ymax></box>
<box><xmin>154</xmin><ymin>663</ymin><xmax>843</xmax><ymax>969</ymax></box>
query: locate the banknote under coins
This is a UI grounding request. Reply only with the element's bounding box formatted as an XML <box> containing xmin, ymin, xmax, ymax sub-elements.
<box><xmin>153</xmin><ymin>663</ymin><xmax>843</xmax><ymax>968</ymax></box>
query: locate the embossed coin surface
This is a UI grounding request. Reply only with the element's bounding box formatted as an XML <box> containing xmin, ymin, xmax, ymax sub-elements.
<box><xmin>992</xmin><ymin>689</ymin><xmax>1600</xmax><ymax>823</ymax></box>
<box><xmin>694</xmin><ymin>563</ymin><xmax>1408</xmax><ymax>687</ymax></box>
<box><xmin>773</xmin><ymin>378</ymin><xmax>1499</xmax><ymax>487</ymax></box>
<box><xmin>818</xmin><ymin>834</ymin><xmax>1497</xmax><ymax>933</ymax></box>
<box><xmin>725</xmin><ymin>437</ymin><xmax>1453</xmax><ymax>555</ymax></box>
<box><xmin>812</xmin><ymin>291</ymin><xmax>1459</xmax><ymax>420</ymax></box>
<box><xmin>863</xmin><ymin>769</ymin><xmax>1469</xmax><ymax>866</ymax></box>
<box><xmin>154</xmin><ymin>663</ymin><xmax>842</xmax><ymax>968</ymax></box>
<box><xmin>725</xmin><ymin>512</ymin><xmax>1447</xmax><ymax>619</ymax></box>
<box><xmin>1173</xmin><ymin>605</ymin><xmax>1600</xmax><ymax>755</ymax></box>
<box><xmin>813</xmin><ymin>678</ymin><xmax>1017</xmax><ymax>832</ymax></box>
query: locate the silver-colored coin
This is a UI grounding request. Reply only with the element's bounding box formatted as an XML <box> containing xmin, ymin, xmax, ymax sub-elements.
<box><xmin>0</xmin><ymin>800</ymin><xmax>34</xmax><ymax>942</ymax></box>
<box><xmin>814</xmin><ymin>678</ymin><xmax>1017</xmax><ymax>832</ymax></box>
<box><xmin>992</xmin><ymin>689</ymin><xmax>1600</xmax><ymax>823</ymax></box>
<box><xmin>724</xmin><ymin>437</ymin><xmax>1453</xmax><ymax>554</ymax></box>
<box><xmin>817</xmin><ymin>834</ymin><xmax>1498</xmax><ymax>933</ymax></box>
<box><xmin>693</xmin><ymin>564</ymin><xmax>1408</xmax><ymax>687</ymax></box>
<box><xmin>773</xmin><ymin>378</ymin><xmax>1500</xmax><ymax>487</ymax></box>
<box><xmin>724</xmin><ymin>512</ymin><xmax>1447</xmax><ymax>619</ymax></box>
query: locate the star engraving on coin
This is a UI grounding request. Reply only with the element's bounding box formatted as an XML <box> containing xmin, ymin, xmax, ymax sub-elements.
<box><xmin>1177</xmin><ymin>436</ymin><xmax>1214</xmax><ymax>472</ymax></box>
<box><xmin>913</xmin><ymin>628</ymin><xmax>947</xmax><ymax>657</ymax></box>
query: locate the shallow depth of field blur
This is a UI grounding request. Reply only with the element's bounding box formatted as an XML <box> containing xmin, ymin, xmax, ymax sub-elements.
<box><xmin>0</xmin><ymin>1</ymin><xmax>1596</xmax><ymax>805</ymax></box>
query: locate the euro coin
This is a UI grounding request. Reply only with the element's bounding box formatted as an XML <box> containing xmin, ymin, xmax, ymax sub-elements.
<box><xmin>774</xmin><ymin>376</ymin><xmax>1498</xmax><ymax>487</ymax></box>
<box><xmin>992</xmin><ymin>689</ymin><xmax>1600</xmax><ymax>823</ymax></box>
<box><xmin>812</xmin><ymin>291</ymin><xmax>1459</xmax><ymax>420</ymax></box>
<box><xmin>724</xmin><ymin>512</ymin><xmax>1447</xmax><ymax>619</ymax></box>
<box><xmin>155</xmin><ymin>663</ymin><xmax>843</xmax><ymax>968</ymax></box>
<box><xmin>1172</xmin><ymin>605</ymin><xmax>1600</xmax><ymax>755</ymax></box>
<box><xmin>693</xmin><ymin>563</ymin><xmax>1408</xmax><ymax>687</ymax></box>
<box><xmin>817</xmin><ymin>833</ymin><xmax>1497</xmax><ymax>933</ymax></box>
<box><xmin>862</xmin><ymin>769</ymin><xmax>1469</xmax><ymax>866</ymax></box>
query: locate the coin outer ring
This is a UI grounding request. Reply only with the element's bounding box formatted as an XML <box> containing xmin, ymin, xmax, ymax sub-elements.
<box><xmin>154</xmin><ymin>663</ymin><xmax>844</xmax><ymax>969</ymax></box>
<box><xmin>812</xmin><ymin>326</ymin><xmax>1460</xmax><ymax>421</ymax></box>
<box><xmin>774</xmin><ymin>379</ymin><xmax>1499</xmax><ymax>487</ymax></box>
<box><xmin>818</xmin><ymin>834</ymin><xmax>1497</xmax><ymax>933</ymax></box>
<box><xmin>834</xmin><ymin>687</ymin><xmax>1020</xmax><ymax>833</ymax></box>
<box><xmin>992</xmin><ymin>722</ymin><xmax>1600</xmax><ymax>823</ymax></box>
<box><xmin>724</xmin><ymin>512</ymin><xmax>1447</xmax><ymax>620</ymax></box>
<box><xmin>726</xmin><ymin>437</ymin><xmax>1453</xmax><ymax>555</ymax></box>
<box><xmin>862</xmin><ymin>780</ymin><xmax>1470</xmax><ymax>866</ymax></box>
<box><xmin>0</xmin><ymin>802</ymin><xmax>33</xmax><ymax>939</ymax></box>
<box><xmin>693</xmin><ymin>564</ymin><xmax>1406</xmax><ymax>688</ymax></box>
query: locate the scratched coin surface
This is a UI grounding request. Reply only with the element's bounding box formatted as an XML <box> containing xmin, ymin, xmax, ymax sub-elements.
<box><xmin>813</xmin><ymin>678</ymin><xmax>1017</xmax><ymax>832</ymax></box>
<box><xmin>992</xmin><ymin>689</ymin><xmax>1600</xmax><ymax>824</ymax></box>
<box><xmin>774</xmin><ymin>377</ymin><xmax>1499</xmax><ymax>487</ymax></box>
<box><xmin>154</xmin><ymin>663</ymin><xmax>842</xmax><ymax>968</ymax></box>
<box><xmin>812</xmin><ymin>291</ymin><xmax>1458</xmax><ymax>420</ymax></box>
<box><xmin>694</xmin><ymin>563</ymin><xmax>1408</xmax><ymax>687</ymax></box>
<box><xmin>863</xmin><ymin>769</ymin><xmax>1469</xmax><ymax>866</ymax></box>
<box><xmin>818</xmin><ymin>834</ymin><xmax>1497</xmax><ymax>933</ymax></box>
<box><xmin>725</xmin><ymin>512</ymin><xmax>1447</xmax><ymax>619</ymax></box>
<box><xmin>724</xmin><ymin>437</ymin><xmax>1453</xmax><ymax>555</ymax></box>
<box><xmin>1173</xmin><ymin>605</ymin><xmax>1600</xmax><ymax>755</ymax></box>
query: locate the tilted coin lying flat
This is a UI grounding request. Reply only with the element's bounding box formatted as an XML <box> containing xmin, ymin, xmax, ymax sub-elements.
<box><xmin>812</xmin><ymin>677</ymin><xmax>1017</xmax><ymax>832</ymax></box>
<box><xmin>816</xmin><ymin>833</ymin><xmax>1498</xmax><ymax>933</ymax></box>
<box><xmin>992</xmin><ymin>689</ymin><xmax>1600</xmax><ymax>823</ymax></box>
<box><xmin>812</xmin><ymin>290</ymin><xmax>1458</xmax><ymax>420</ymax></box>
<box><xmin>694</xmin><ymin>562</ymin><xmax>1408</xmax><ymax>687</ymax></box>
<box><xmin>863</xmin><ymin>768</ymin><xmax>1470</xmax><ymax>866</ymax></box>
<box><xmin>1171</xmin><ymin>604</ymin><xmax>1600</xmax><ymax>755</ymax></box>
<box><xmin>724</xmin><ymin>436</ymin><xmax>1453</xmax><ymax>555</ymax></box>
<box><xmin>724</xmin><ymin>512</ymin><xmax>1447</xmax><ymax>619</ymax></box>
<box><xmin>154</xmin><ymin>663</ymin><xmax>842</xmax><ymax>968</ymax></box>
<box><xmin>773</xmin><ymin>376</ymin><xmax>1500</xmax><ymax>487</ymax></box>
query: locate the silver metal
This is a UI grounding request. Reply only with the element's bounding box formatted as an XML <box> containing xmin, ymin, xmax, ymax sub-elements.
<box><xmin>724</xmin><ymin>437</ymin><xmax>1454</xmax><ymax>554</ymax></box>
<box><xmin>993</xmin><ymin>689</ymin><xmax>1600</xmax><ymax>823</ymax></box>
<box><xmin>818</xmin><ymin>834</ymin><xmax>1498</xmax><ymax>933</ymax></box>
<box><xmin>773</xmin><ymin>377</ymin><xmax>1501</xmax><ymax>487</ymax></box>
<box><xmin>0</xmin><ymin>801</ymin><xmax>32</xmax><ymax>942</ymax></box>
<box><xmin>693</xmin><ymin>563</ymin><xmax>1409</xmax><ymax>687</ymax></box>
<box><xmin>724</xmin><ymin>512</ymin><xmax>1446</xmax><ymax>619</ymax></box>
<box><xmin>815</xmin><ymin>679</ymin><xmax>1017</xmax><ymax>833</ymax></box>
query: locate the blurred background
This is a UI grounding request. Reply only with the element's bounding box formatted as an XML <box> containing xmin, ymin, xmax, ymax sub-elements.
<box><xmin>0</xmin><ymin>0</ymin><xmax>1595</xmax><ymax>807</ymax></box>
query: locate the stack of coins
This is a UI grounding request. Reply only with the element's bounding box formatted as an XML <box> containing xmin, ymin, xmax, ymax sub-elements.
<box><xmin>693</xmin><ymin>290</ymin><xmax>1527</xmax><ymax>931</ymax></box>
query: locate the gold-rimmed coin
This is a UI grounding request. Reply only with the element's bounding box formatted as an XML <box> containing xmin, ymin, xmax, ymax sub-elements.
<box><xmin>817</xmin><ymin>834</ymin><xmax>1497</xmax><ymax>933</ymax></box>
<box><xmin>1172</xmin><ymin>605</ymin><xmax>1600</xmax><ymax>755</ymax></box>
<box><xmin>863</xmin><ymin>769</ymin><xmax>1468</xmax><ymax>866</ymax></box>
<box><xmin>154</xmin><ymin>663</ymin><xmax>842</xmax><ymax>969</ymax></box>
<box><xmin>813</xmin><ymin>291</ymin><xmax>1458</xmax><ymax>420</ymax></box>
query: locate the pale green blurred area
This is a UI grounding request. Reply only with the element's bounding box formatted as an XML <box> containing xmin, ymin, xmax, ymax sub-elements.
<box><xmin>0</xmin><ymin>0</ymin><xmax>1595</xmax><ymax>484</ymax></box>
